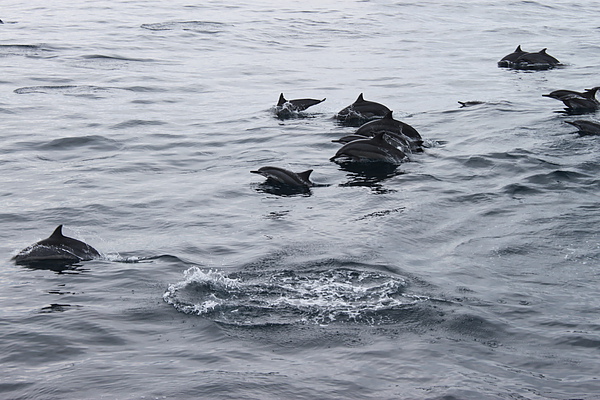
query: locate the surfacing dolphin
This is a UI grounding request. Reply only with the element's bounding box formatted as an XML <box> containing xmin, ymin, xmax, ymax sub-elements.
<box><xmin>13</xmin><ymin>225</ymin><xmax>100</xmax><ymax>265</ymax></box>
<box><xmin>277</xmin><ymin>93</ymin><xmax>326</xmax><ymax>111</ymax></box>
<box><xmin>276</xmin><ymin>93</ymin><xmax>326</xmax><ymax>119</ymax></box>
<box><xmin>335</xmin><ymin>93</ymin><xmax>391</xmax><ymax>125</ymax></box>
<box><xmin>565</xmin><ymin>120</ymin><xmax>600</xmax><ymax>136</ymax></box>
<box><xmin>354</xmin><ymin>110</ymin><xmax>422</xmax><ymax>151</ymax></box>
<box><xmin>330</xmin><ymin>132</ymin><xmax>407</xmax><ymax>164</ymax></box>
<box><xmin>543</xmin><ymin>86</ymin><xmax>600</xmax><ymax>112</ymax></box>
<box><xmin>498</xmin><ymin>46</ymin><xmax>560</xmax><ymax>70</ymax></box>
<box><xmin>251</xmin><ymin>166</ymin><xmax>313</xmax><ymax>187</ymax></box>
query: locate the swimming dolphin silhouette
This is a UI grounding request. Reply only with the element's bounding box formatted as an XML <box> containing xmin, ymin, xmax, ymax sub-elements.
<box><xmin>13</xmin><ymin>225</ymin><xmax>100</xmax><ymax>265</ymax></box>
<box><xmin>354</xmin><ymin>110</ymin><xmax>422</xmax><ymax>151</ymax></box>
<box><xmin>543</xmin><ymin>87</ymin><xmax>600</xmax><ymax>111</ymax></box>
<box><xmin>565</xmin><ymin>120</ymin><xmax>600</xmax><ymax>135</ymax></box>
<box><xmin>251</xmin><ymin>166</ymin><xmax>313</xmax><ymax>187</ymax></box>
<box><xmin>514</xmin><ymin>48</ymin><xmax>559</xmax><ymax>67</ymax></box>
<box><xmin>498</xmin><ymin>46</ymin><xmax>560</xmax><ymax>69</ymax></box>
<box><xmin>335</xmin><ymin>93</ymin><xmax>391</xmax><ymax>124</ymax></box>
<box><xmin>330</xmin><ymin>131</ymin><xmax>407</xmax><ymax>163</ymax></box>
<box><xmin>277</xmin><ymin>93</ymin><xmax>326</xmax><ymax>112</ymax></box>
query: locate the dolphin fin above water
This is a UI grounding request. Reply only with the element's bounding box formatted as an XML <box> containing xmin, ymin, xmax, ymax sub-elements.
<box><xmin>335</xmin><ymin>93</ymin><xmax>391</xmax><ymax>124</ymax></box>
<box><xmin>13</xmin><ymin>225</ymin><xmax>100</xmax><ymax>265</ymax></box>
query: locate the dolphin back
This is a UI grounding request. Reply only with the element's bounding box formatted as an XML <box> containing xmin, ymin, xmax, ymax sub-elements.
<box><xmin>13</xmin><ymin>225</ymin><xmax>100</xmax><ymax>265</ymax></box>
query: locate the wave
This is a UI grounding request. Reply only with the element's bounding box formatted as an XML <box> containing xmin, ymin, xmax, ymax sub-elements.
<box><xmin>13</xmin><ymin>85</ymin><xmax>113</xmax><ymax>96</ymax></box>
<box><xmin>140</xmin><ymin>21</ymin><xmax>226</xmax><ymax>34</ymax></box>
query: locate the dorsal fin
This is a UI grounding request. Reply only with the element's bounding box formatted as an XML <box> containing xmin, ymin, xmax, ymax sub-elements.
<box><xmin>355</xmin><ymin>93</ymin><xmax>365</xmax><ymax>103</ymax></box>
<box><xmin>515</xmin><ymin>45</ymin><xmax>522</xmax><ymax>52</ymax></box>
<box><xmin>383</xmin><ymin>110</ymin><xmax>393</xmax><ymax>119</ymax></box>
<box><xmin>539</xmin><ymin>48</ymin><xmax>548</xmax><ymax>54</ymax></box>
<box><xmin>50</xmin><ymin>225</ymin><xmax>65</xmax><ymax>238</ymax></box>
<box><xmin>277</xmin><ymin>93</ymin><xmax>287</xmax><ymax>106</ymax></box>
<box><xmin>297</xmin><ymin>170</ymin><xmax>313</xmax><ymax>183</ymax></box>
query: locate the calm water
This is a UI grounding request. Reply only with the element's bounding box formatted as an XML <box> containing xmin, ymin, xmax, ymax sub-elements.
<box><xmin>1</xmin><ymin>1</ymin><xmax>600</xmax><ymax>399</ymax></box>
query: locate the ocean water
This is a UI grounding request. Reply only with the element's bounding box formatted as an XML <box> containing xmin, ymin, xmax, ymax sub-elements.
<box><xmin>1</xmin><ymin>1</ymin><xmax>600</xmax><ymax>399</ymax></box>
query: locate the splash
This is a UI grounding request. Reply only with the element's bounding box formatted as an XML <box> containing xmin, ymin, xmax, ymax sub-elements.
<box><xmin>163</xmin><ymin>266</ymin><xmax>429</xmax><ymax>326</ymax></box>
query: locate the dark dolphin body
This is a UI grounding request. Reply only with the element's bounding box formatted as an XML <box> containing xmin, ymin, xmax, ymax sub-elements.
<box><xmin>565</xmin><ymin>120</ymin><xmax>600</xmax><ymax>135</ymax></box>
<box><xmin>335</xmin><ymin>93</ymin><xmax>391</xmax><ymax>125</ymax></box>
<box><xmin>330</xmin><ymin>132</ymin><xmax>407</xmax><ymax>164</ymax></box>
<box><xmin>251</xmin><ymin>166</ymin><xmax>313</xmax><ymax>187</ymax></box>
<box><xmin>13</xmin><ymin>225</ymin><xmax>100</xmax><ymax>266</ymax></box>
<box><xmin>543</xmin><ymin>87</ymin><xmax>600</xmax><ymax>112</ymax></box>
<box><xmin>354</xmin><ymin>110</ymin><xmax>422</xmax><ymax>151</ymax></box>
<box><xmin>498</xmin><ymin>46</ymin><xmax>560</xmax><ymax>70</ymax></box>
<box><xmin>276</xmin><ymin>93</ymin><xmax>325</xmax><ymax>119</ymax></box>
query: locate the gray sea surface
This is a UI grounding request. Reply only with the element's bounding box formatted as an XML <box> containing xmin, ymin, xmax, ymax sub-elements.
<box><xmin>1</xmin><ymin>1</ymin><xmax>600</xmax><ymax>399</ymax></box>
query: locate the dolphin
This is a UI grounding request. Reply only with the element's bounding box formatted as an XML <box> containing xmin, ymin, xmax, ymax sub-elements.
<box><xmin>330</xmin><ymin>131</ymin><xmax>407</xmax><ymax>163</ymax></box>
<box><xmin>513</xmin><ymin>48</ymin><xmax>560</xmax><ymax>68</ymax></box>
<box><xmin>543</xmin><ymin>87</ymin><xmax>600</xmax><ymax>111</ymax></box>
<box><xmin>13</xmin><ymin>225</ymin><xmax>100</xmax><ymax>265</ymax></box>
<box><xmin>565</xmin><ymin>120</ymin><xmax>600</xmax><ymax>135</ymax></box>
<box><xmin>277</xmin><ymin>93</ymin><xmax>326</xmax><ymax>112</ymax></box>
<box><xmin>335</xmin><ymin>93</ymin><xmax>391</xmax><ymax>124</ymax></box>
<box><xmin>498</xmin><ymin>45</ymin><xmax>527</xmax><ymax>67</ymax></box>
<box><xmin>354</xmin><ymin>110</ymin><xmax>422</xmax><ymax>151</ymax></box>
<box><xmin>251</xmin><ymin>166</ymin><xmax>313</xmax><ymax>187</ymax></box>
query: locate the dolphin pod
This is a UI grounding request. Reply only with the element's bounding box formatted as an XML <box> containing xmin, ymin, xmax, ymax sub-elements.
<box><xmin>330</xmin><ymin>132</ymin><xmax>407</xmax><ymax>164</ymax></box>
<box><xmin>498</xmin><ymin>45</ymin><xmax>560</xmax><ymax>70</ymax></box>
<box><xmin>14</xmin><ymin>45</ymin><xmax>599</xmax><ymax>265</ymax></box>
<box><xmin>13</xmin><ymin>225</ymin><xmax>100</xmax><ymax>265</ymax></box>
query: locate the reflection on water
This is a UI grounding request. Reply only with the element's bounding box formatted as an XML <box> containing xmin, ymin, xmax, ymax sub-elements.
<box><xmin>336</xmin><ymin>161</ymin><xmax>402</xmax><ymax>193</ymax></box>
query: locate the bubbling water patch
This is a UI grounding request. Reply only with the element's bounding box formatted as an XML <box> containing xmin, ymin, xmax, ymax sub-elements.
<box><xmin>163</xmin><ymin>266</ymin><xmax>430</xmax><ymax>326</ymax></box>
